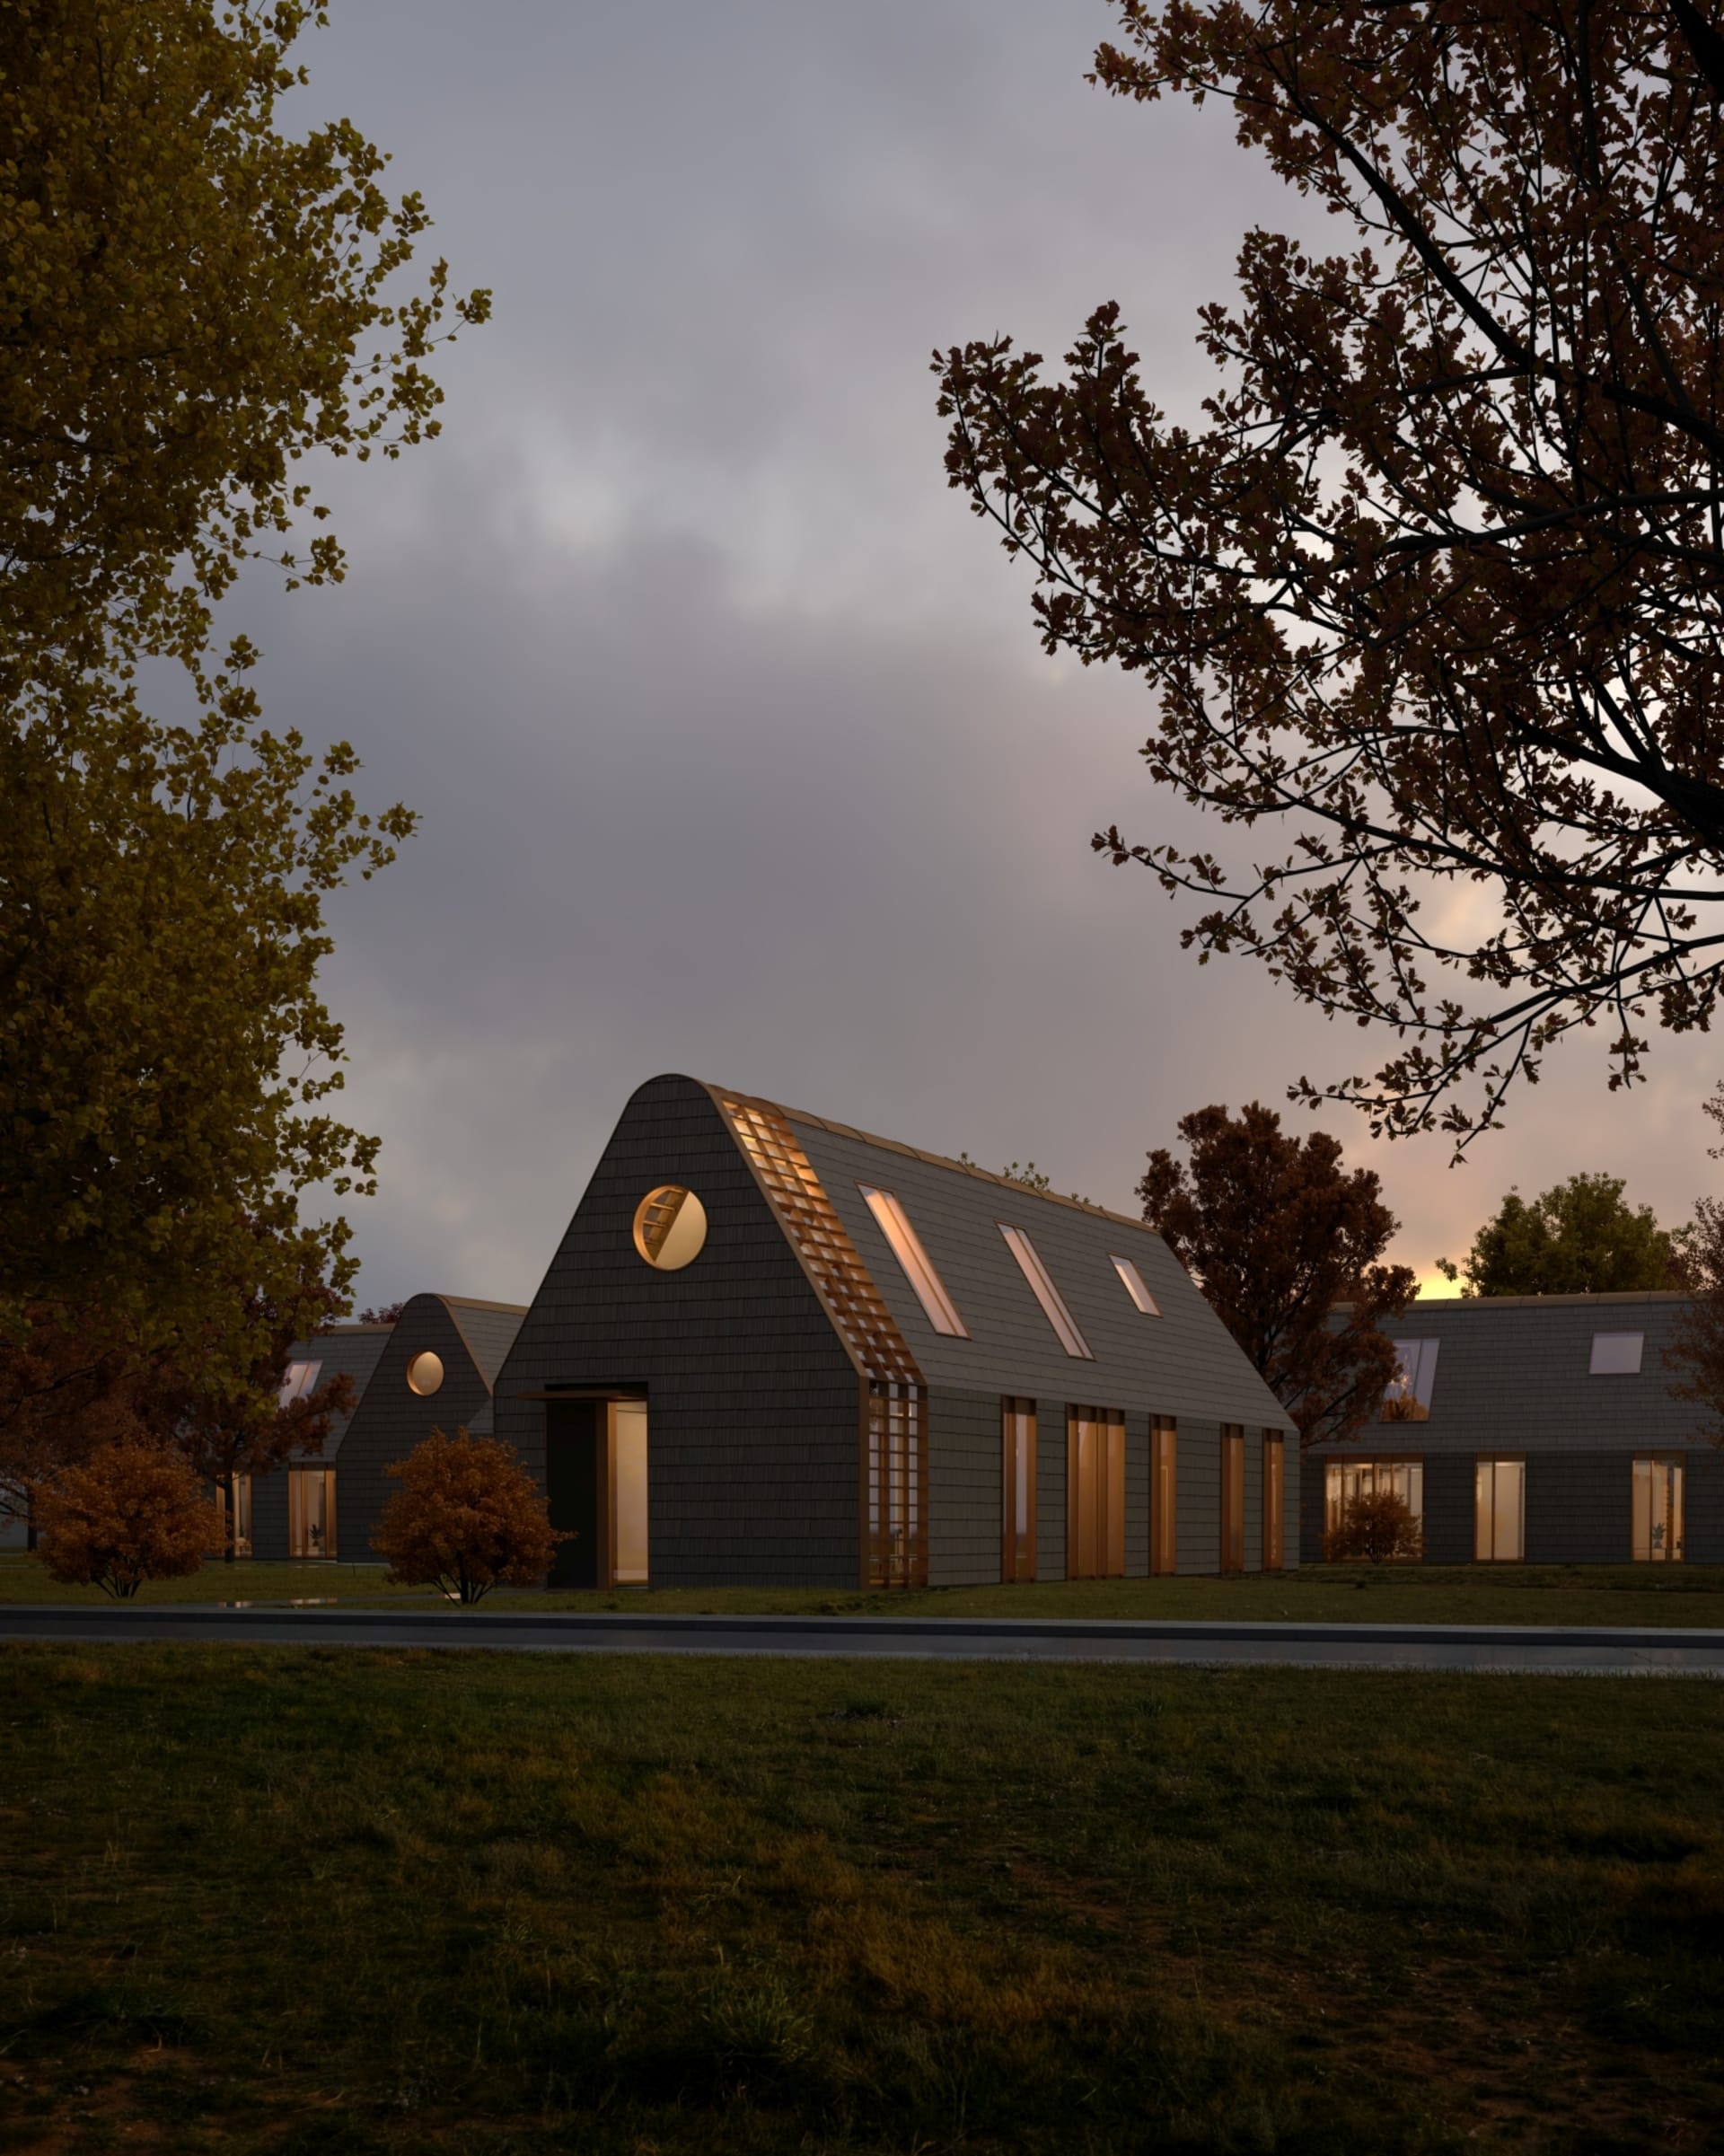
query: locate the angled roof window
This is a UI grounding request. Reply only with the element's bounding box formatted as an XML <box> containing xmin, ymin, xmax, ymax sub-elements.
<box><xmin>278</xmin><ymin>1360</ymin><xmax>321</xmax><ymax>1408</ymax></box>
<box><xmin>1590</xmin><ymin>1331</ymin><xmax>1644</xmax><ymax>1376</ymax></box>
<box><xmin>1111</xmin><ymin>1254</ymin><xmax>1162</xmax><ymax>1316</ymax></box>
<box><xmin>1382</xmin><ymin>1338</ymin><xmax>1439</xmax><ymax>1422</ymax></box>
<box><xmin>858</xmin><ymin>1186</ymin><xmax>969</xmax><ymax>1338</ymax></box>
<box><xmin>999</xmin><ymin>1224</ymin><xmax>1095</xmax><ymax>1360</ymax></box>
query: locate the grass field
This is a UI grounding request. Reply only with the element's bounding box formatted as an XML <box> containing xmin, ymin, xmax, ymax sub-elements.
<box><xmin>1</xmin><ymin>1646</ymin><xmax>1721</xmax><ymax>2153</ymax></box>
<box><xmin>4</xmin><ymin>1552</ymin><xmax>1724</xmax><ymax>1629</ymax></box>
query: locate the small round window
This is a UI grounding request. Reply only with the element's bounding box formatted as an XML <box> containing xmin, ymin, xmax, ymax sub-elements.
<box><xmin>406</xmin><ymin>1351</ymin><xmax>444</xmax><ymax>1396</ymax></box>
<box><xmin>633</xmin><ymin>1185</ymin><xmax>708</xmax><ymax>1271</ymax></box>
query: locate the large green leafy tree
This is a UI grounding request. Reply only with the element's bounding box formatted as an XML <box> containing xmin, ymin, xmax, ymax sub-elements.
<box><xmin>0</xmin><ymin>2</ymin><xmax>487</xmax><ymax>1453</ymax></box>
<box><xmin>1438</xmin><ymin>1173</ymin><xmax>1686</xmax><ymax>1296</ymax></box>
<box><xmin>938</xmin><ymin>0</ymin><xmax>1724</xmax><ymax>1151</ymax></box>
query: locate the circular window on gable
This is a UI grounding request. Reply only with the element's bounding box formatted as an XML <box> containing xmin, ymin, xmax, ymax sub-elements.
<box><xmin>406</xmin><ymin>1351</ymin><xmax>444</xmax><ymax>1396</ymax></box>
<box><xmin>633</xmin><ymin>1185</ymin><xmax>708</xmax><ymax>1271</ymax></box>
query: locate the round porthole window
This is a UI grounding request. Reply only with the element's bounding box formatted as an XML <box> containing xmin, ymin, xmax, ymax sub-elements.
<box><xmin>633</xmin><ymin>1185</ymin><xmax>708</xmax><ymax>1271</ymax></box>
<box><xmin>406</xmin><ymin>1351</ymin><xmax>444</xmax><ymax>1396</ymax></box>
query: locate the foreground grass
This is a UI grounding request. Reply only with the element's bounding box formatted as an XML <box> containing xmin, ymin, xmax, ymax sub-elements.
<box><xmin>1</xmin><ymin>1650</ymin><xmax>1721</xmax><ymax>2153</ymax></box>
<box><xmin>4</xmin><ymin>1552</ymin><xmax>1724</xmax><ymax>1629</ymax></box>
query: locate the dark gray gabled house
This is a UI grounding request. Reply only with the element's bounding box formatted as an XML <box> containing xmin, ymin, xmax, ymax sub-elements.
<box><xmin>491</xmin><ymin>1074</ymin><xmax>1294</xmax><ymax>1589</ymax></box>
<box><xmin>254</xmin><ymin>1294</ymin><xmax>527</xmax><ymax>1562</ymax></box>
<box><xmin>1303</xmin><ymin>1291</ymin><xmax>1724</xmax><ymax>1565</ymax></box>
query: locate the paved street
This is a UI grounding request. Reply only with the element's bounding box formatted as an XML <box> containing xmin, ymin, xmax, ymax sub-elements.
<box><xmin>3</xmin><ymin>1604</ymin><xmax>1722</xmax><ymax>1673</ymax></box>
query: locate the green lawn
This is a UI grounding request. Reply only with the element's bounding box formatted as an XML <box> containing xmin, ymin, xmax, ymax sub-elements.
<box><xmin>4</xmin><ymin>1552</ymin><xmax>1723</xmax><ymax>1627</ymax></box>
<box><xmin>1</xmin><ymin>1647</ymin><xmax>1721</xmax><ymax>2152</ymax></box>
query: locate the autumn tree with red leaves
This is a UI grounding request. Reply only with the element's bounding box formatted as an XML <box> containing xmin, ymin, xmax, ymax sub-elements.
<box><xmin>371</xmin><ymin>1429</ymin><xmax>565</xmax><ymax>1604</ymax></box>
<box><xmin>939</xmin><ymin>0</ymin><xmax>1724</xmax><ymax>1150</ymax></box>
<box><xmin>36</xmin><ymin>1440</ymin><xmax>222</xmax><ymax>1598</ymax></box>
<box><xmin>1324</xmin><ymin>1488</ymin><xmax>1425</xmax><ymax>1564</ymax></box>
<box><xmin>1140</xmin><ymin>1103</ymin><xmax>1416</xmax><ymax>1446</ymax></box>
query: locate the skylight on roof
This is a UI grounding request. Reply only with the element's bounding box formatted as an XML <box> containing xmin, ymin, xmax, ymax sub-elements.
<box><xmin>1590</xmin><ymin>1331</ymin><xmax>1644</xmax><ymax>1376</ymax></box>
<box><xmin>278</xmin><ymin>1360</ymin><xmax>321</xmax><ymax>1408</ymax></box>
<box><xmin>999</xmin><ymin>1224</ymin><xmax>1094</xmax><ymax>1360</ymax></box>
<box><xmin>859</xmin><ymin>1186</ymin><xmax>969</xmax><ymax>1338</ymax></box>
<box><xmin>1111</xmin><ymin>1254</ymin><xmax>1162</xmax><ymax>1316</ymax></box>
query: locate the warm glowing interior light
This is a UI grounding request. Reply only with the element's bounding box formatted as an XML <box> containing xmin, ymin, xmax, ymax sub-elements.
<box><xmin>999</xmin><ymin>1224</ymin><xmax>1093</xmax><ymax>1359</ymax></box>
<box><xmin>859</xmin><ymin>1186</ymin><xmax>969</xmax><ymax>1338</ymax></box>
<box><xmin>406</xmin><ymin>1351</ymin><xmax>444</xmax><ymax>1397</ymax></box>
<box><xmin>632</xmin><ymin>1185</ymin><xmax>708</xmax><ymax>1271</ymax></box>
<box><xmin>612</xmin><ymin>1399</ymin><xmax>649</xmax><ymax>1583</ymax></box>
<box><xmin>1111</xmin><ymin>1254</ymin><xmax>1161</xmax><ymax>1316</ymax></box>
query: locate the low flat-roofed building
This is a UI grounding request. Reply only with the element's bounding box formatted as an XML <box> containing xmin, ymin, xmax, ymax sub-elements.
<box><xmin>492</xmin><ymin>1073</ymin><xmax>1296</xmax><ymax>1588</ymax></box>
<box><xmin>1304</xmin><ymin>1291</ymin><xmax>1724</xmax><ymax>1564</ymax></box>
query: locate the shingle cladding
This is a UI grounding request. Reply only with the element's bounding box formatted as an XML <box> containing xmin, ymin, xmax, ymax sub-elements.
<box><xmin>1303</xmin><ymin>1292</ymin><xmax>1723</xmax><ymax>1564</ymax></box>
<box><xmin>249</xmin><ymin>1324</ymin><xmax>392</xmax><ymax>1562</ymax></box>
<box><xmin>480</xmin><ymin>1075</ymin><xmax>1300</xmax><ymax>1588</ymax></box>
<box><xmin>788</xmin><ymin>1114</ymin><xmax>1288</xmax><ymax>1424</ymax></box>
<box><xmin>491</xmin><ymin>1074</ymin><xmax>861</xmax><ymax>1588</ymax></box>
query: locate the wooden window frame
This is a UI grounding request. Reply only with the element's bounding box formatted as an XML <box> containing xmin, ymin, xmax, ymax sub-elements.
<box><xmin>862</xmin><ymin>1379</ymin><xmax>928</xmax><ymax>1588</ymax></box>
<box><xmin>287</xmin><ymin>1467</ymin><xmax>337</xmax><ymax>1561</ymax></box>
<box><xmin>1261</xmin><ymin>1430</ymin><xmax>1284</xmax><ymax>1572</ymax></box>
<box><xmin>1001</xmin><ymin>1225</ymin><xmax>1095</xmax><ymax>1360</ymax></box>
<box><xmin>1150</xmin><ymin>1418</ymin><xmax>1177</xmax><ymax>1577</ymax></box>
<box><xmin>1220</xmin><ymin>1424</ymin><xmax>1245</xmax><ymax>1574</ymax></box>
<box><xmin>1001</xmin><ymin>1397</ymin><xmax>1038</xmax><ymax>1583</ymax></box>
<box><xmin>1065</xmin><ymin>1406</ymin><xmax>1124</xmax><ymax>1580</ymax></box>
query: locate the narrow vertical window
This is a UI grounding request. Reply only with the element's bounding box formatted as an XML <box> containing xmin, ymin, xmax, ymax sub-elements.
<box><xmin>865</xmin><ymin>1380</ymin><xmax>928</xmax><ymax>1587</ymax></box>
<box><xmin>1474</xmin><ymin>1457</ymin><xmax>1525</xmax><ymax>1562</ymax></box>
<box><xmin>1632</xmin><ymin>1456</ymin><xmax>1684</xmax><ymax>1562</ymax></box>
<box><xmin>1000</xmin><ymin>1225</ymin><xmax>1093</xmax><ymax>1360</ymax></box>
<box><xmin>1066</xmin><ymin>1407</ymin><xmax>1124</xmax><ymax>1579</ymax></box>
<box><xmin>288</xmin><ymin>1468</ymin><xmax>337</xmax><ymax>1560</ymax></box>
<box><xmin>611</xmin><ymin>1400</ymin><xmax>650</xmax><ymax>1585</ymax></box>
<box><xmin>859</xmin><ymin>1187</ymin><xmax>969</xmax><ymax>1338</ymax></box>
<box><xmin>1001</xmin><ymin>1398</ymin><xmax>1037</xmax><ymax>1583</ymax></box>
<box><xmin>1150</xmin><ymin>1417</ymin><xmax>1177</xmax><ymax>1577</ymax></box>
<box><xmin>1262</xmin><ymin>1431</ymin><xmax>1284</xmax><ymax>1572</ymax></box>
<box><xmin>1220</xmin><ymin>1424</ymin><xmax>1245</xmax><ymax>1573</ymax></box>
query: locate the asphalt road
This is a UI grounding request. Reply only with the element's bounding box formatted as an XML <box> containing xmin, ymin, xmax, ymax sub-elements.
<box><xmin>2</xmin><ymin>1605</ymin><xmax>1722</xmax><ymax>1673</ymax></box>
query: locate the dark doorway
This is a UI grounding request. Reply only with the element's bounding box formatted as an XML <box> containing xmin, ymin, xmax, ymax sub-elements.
<box><xmin>545</xmin><ymin>1400</ymin><xmax>603</xmax><ymax>1588</ymax></box>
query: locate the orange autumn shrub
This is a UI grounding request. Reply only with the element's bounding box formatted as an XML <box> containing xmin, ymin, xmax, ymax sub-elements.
<box><xmin>371</xmin><ymin>1427</ymin><xmax>565</xmax><ymax>1604</ymax></box>
<box><xmin>1324</xmin><ymin>1489</ymin><xmax>1424</xmax><ymax>1565</ymax></box>
<box><xmin>36</xmin><ymin>1440</ymin><xmax>223</xmax><ymax>1597</ymax></box>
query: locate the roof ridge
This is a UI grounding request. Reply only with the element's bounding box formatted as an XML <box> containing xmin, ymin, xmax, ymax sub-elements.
<box><xmin>709</xmin><ymin>1081</ymin><xmax>1152</xmax><ymax>1236</ymax></box>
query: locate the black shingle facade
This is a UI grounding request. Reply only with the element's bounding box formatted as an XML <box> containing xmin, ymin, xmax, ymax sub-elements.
<box><xmin>490</xmin><ymin>1073</ymin><xmax>1295</xmax><ymax>1588</ymax></box>
<box><xmin>1303</xmin><ymin>1292</ymin><xmax>1723</xmax><ymax>1564</ymax></box>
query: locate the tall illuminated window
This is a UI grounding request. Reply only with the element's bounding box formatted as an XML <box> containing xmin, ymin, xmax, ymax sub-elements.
<box><xmin>866</xmin><ymin>1380</ymin><xmax>927</xmax><ymax>1587</ymax></box>
<box><xmin>1150</xmin><ymin>1418</ymin><xmax>1177</xmax><ymax>1576</ymax></box>
<box><xmin>611</xmin><ymin>1400</ymin><xmax>650</xmax><ymax>1585</ymax></box>
<box><xmin>1220</xmin><ymin>1424</ymin><xmax>1245</xmax><ymax>1573</ymax></box>
<box><xmin>1632</xmin><ymin>1456</ymin><xmax>1684</xmax><ymax>1562</ymax></box>
<box><xmin>1001</xmin><ymin>1397</ymin><xmax>1036</xmax><ymax>1582</ymax></box>
<box><xmin>858</xmin><ymin>1187</ymin><xmax>969</xmax><ymax>1338</ymax></box>
<box><xmin>1474</xmin><ymin>1457</ymin><xmax>1525</xmax><ymax>1562</ymax></box>
<box><xmin>1262</xmin><ymin>1432</ymin><xmax>1284</xmax><ymax>1571</ymax></box>
<box><xmin>1066</xmin><ymin>1407</ymin><xmax>1124</xmax><ymax>1579</ymax></box>
<box><xmin>289</xmin><ymin>1468</ymin><xmax>337</xmax><ymax>1559</ymax></box>
<box><xmin>1000</xmin><ymin>1225</ymin><xmax>1094</xmax><ymax>1360</ymax></box>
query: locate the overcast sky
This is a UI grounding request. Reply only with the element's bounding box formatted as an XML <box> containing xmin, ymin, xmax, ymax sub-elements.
<box><xmin>235</xmin><ymin>0</ymin><xmax>1720</xmax><ymax>1308</ymax></box>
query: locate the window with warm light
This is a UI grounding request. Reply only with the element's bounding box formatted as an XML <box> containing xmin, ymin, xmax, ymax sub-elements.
<box><xmin>1066</xmin><ymin>1406</ymin><xmax>1124</xmax><ymax>1579</ymax></box>
<box><xmin>406</xmin><ymin>1351</ymin><xmax>444</xmax><ymax>1397</ymax></box>
<box><xmin>632</xmin><ymin>1185</ymin><xmax>708</xmax><ymax>1271</ymax></box>
<box><xmin>1632</xmin><ymin>1456</ymin><xmax>1684</xmax><ymax>1562</ymax></box>
<box><xmin>1151</xmin><ymin>1417</ymin><xmax>1177</xmax><ymax>1576</ymax></box>
<box><xmin>1111</xmin><ymin>1254</ymin><xmax>1162</xmax><ymax>1316</ymax></box>
<box><xmin>289</xmin><ymin>1468</ymin><xmax>337</xmax><ymax>1559</ymax></box>
<box><xmin>1000</xmin><ymin>1225</ymin><xmax>1093</xmax><ymax>1359</ymax></box>
<box><xmin>1001</xmin><ymin>1398</ymin><xmax>1036</xmax><ymax>1582</ymax></box>
<box><xmin>1475</xmin><ymin>1457</ymin><xmax>1525</xmax><ymax>1562</ymax></box>
<box><xmin>859</xmin><ymin>1187</ymin><xmax>968</xmax><ymax>1337</ymax></box>
<box><xmin>1325</xmin><ymin>1459</ymin><xmax>1423</xmax><ymax>1549</ymax></box>
<box><xmin>1220</xmin><ymin>1425</ymin><xmax>1245</xmax><ymax>1573</ymax></box>
<box><xmin>1262</xmin><ymin>1431</ymin><xmax>1284</xmax><ymax>1571</ymax></box>
<box><xmin>611</xmin><ymin>1399</ymin><xmax>650</xmax><ymax>1584</ymax></box>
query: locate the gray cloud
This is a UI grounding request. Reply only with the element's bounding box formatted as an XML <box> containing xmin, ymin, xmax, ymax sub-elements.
<box><xmin>228</xmin><ymin>0</ymin><xmax>1719</xmax><ymax>1306</ymax></box>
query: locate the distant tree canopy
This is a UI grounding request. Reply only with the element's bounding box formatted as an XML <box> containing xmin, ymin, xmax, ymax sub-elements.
<box><xmin>1139</xmin><ymin>1103</ymin><xmax>1416</xmax><ymax>1447</ymax></box>
<box><xmin>0</xmin><ymin>0</ymin><xmax>486</xmax><ymax>1442</ymax></box>
<box><xmin>1438</xmin><ymin>1174</ymin><xmax>1687</xmax><ymax>1298</ymax></box>
<box><xmin>939</xmin><ymin>0</ymin><xmax>1724</xmax><ymax>1151</ymax></box>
